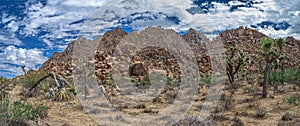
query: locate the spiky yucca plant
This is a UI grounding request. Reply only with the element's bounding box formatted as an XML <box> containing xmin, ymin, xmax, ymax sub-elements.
<box><xmin>53</xmin><ymin>85</ymin><xmax>76</xmax><ymax>101</ymax></box>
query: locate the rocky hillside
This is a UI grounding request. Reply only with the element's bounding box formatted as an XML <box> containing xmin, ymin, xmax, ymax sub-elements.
<box><xmin>38</xmin><ymin>26</ymin><xmax>300</xmax><ymax>80</ymax></box>
<box><xmin>5</xmin><ymin>26</ymin><xmax>300</xmax><ymax>126</ymax></box>
<box><xmin>220</xmin><ymin>26</ymin><xmax>300</xmax><ymax>72</ymax></box>
<box><xmin>38</xmin><ymin>36</ymin><xmax>101</xmax><ymax>77</ymax></box>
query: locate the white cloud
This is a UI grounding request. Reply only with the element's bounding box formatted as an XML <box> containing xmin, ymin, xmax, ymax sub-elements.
<box><xmin>42</xmin><ymin>39</ymin><xmax>54</xmax><ymax>49</ymax></box>
<box><xmin>17</xmin><ymin>0</ymin><xmax>300</xmax><ymax>45</ymax></box>
<box><xmin>255</xmin><ymin>26</ymin><xmax>292</xmax><ymax>39</ymax></box>
<box><xmin>0</xmin><ymin>63</ymin><xmax>20</xmax><ymax>78</ymax></box>
<box><xmin>0</xmin><ymin>13</ymin><xmax>22</xmax><ymax>45</ymax></box>
<box><xmin>20</xmin><ymin>0</ymin><xmax>105</xmax><ymax>43</ymax></box>
<box><xmin>1</xmin><ymin>13</ymin><xmax>17</xmax><ymax>24</ymax></box>
<box><xmin>0</xmin><ymin>32</ymin><xmax>22</xmax><ymax>45</ymax></box>
<box><xmin>61</xmin><ymin>0</ymin><xmax>107</xmax><ymax>7</ymax></box>
<box><xmin>6</xmin><ymin>21</ymin><xmax>19</xmax><ymax>32</ymax></box>
<box><xmin>0</xmin><ymin>46</ymin><xmax>48</xmax><ymax>77</ymax></box>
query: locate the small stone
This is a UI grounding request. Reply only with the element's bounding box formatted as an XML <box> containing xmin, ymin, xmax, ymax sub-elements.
<box><xmin>282</xmin><ymin>112</ymin><xmax>293</xmax><ymax>121</ymax></box>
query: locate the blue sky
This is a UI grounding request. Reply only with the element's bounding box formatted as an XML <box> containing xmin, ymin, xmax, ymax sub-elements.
<box><xmin>0</xmin><ymin>0</ymin><xmax>299</xmax><ymax>78</ymax></box>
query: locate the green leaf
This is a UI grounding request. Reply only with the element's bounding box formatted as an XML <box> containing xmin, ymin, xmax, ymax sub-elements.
<box><xmin>261</xmin><ymin>37</ymin><xmax>274</xmax><ymax>53</ymax></box>
<box><xmin>276</xmin><ymin>38</ymin><xmax>284</xmax><ymax>50</ymax></box>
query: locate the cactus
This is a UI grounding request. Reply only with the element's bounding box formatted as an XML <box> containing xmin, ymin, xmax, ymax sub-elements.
<box><xmin>260</xmin><ymin>37</ymin><xmax>284</xmax><ymax>98</ymax></box>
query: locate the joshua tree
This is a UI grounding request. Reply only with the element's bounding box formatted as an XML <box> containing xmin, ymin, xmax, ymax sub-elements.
<box><xmin>21</xmin><ymin>65</ymin><xmax>26</xmax><ymax>74</ymax></box>
<box><xmin>225</xmin><ymin>46</ymin><xmax>249</xmax><ymax>84</ymax></box>
<box><xmin>261</xmin><ymin>37</ymin><xmax>284</xmax><ymax>98</ymax></box>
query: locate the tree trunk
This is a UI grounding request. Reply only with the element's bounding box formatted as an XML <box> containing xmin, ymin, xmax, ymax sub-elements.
<box><xmin>231</xmin><ymin>73</ymin><xmax>235</xmax><ymax>83</ymax></box>
<box><xmin>280</xmin><ymin>62</ymin><xmax>284</xmax><ymax>86</ymax></box>
<box><xmin>262</xmin><ymin>61</ymin><xmax>270</xmax><ymax>98</ymax></box>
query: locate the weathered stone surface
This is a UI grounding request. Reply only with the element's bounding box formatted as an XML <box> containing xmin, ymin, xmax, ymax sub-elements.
<box><xmin>219</xmin><ymin>26</ymin><xmax>300</xmax><ymax>72</ymax></box>
<box><xmin>182</xmin><ymin>28</ymin><xmax>212</xmax><ymax>77</ymax></box>
<box><xmin>129</xmin><ymin>62</ymin><xmax>148</xmax><ymax>76</ymax></box>
<box><xmin>39</xmin><ymin>26</ymin><xmax>300</xmax><ymax>83</ymax></box>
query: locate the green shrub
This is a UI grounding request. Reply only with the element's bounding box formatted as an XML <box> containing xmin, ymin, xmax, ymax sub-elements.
<box><xmin>243</xmin><ymin>85</ymin><xmax>253</xmax><ymax>93</ymax></box>
<box><xmin>107</xmin><ymin>80</ymin><xmax>116</xmax><ymax>87</ymax></box>
<box><xmin>201</xmin><ymin>75</ymin><xmax>225</xmax><ymax>85</ymax></box>
<box><xmin>22</xmin><ymin>71</ymin><xmax>47</xmax><ymax>88</ymax></box>
<box><xmin>270</xmin><ymin>69</ymin><xmax>300</xmax><ymax>85</ymax></box>
<box><xmin>11</xmin><ymin>100</ymin><xmax>49</xmax><ymax>119</ymax></box>
<box><xmin>166</xmin><ymin>76</ymin><xmax>173</xmax><ymax>84</ymax></box>
<box><xmin>0</xmin><ymin>76</ymin><xmax>8</xmax><ymax>85</ymax></box>
<box><xmin>41</xmin><ymin>83</ymin><xmax>50</xmax><ymax>93</ymax></box>
<box><xmin>284</xmin><ymin>94</ymin><xmax>300</xmax><ymax>106</ymax></box>
<box><xmin>201</xmin><ymin>75</ymin><xmax>212</xmax><ymax>85</ymax></box>
<box><xmin>0</xmin><ymin>94</ymin><xmax>49</xmax><ymax>125</ymax></box>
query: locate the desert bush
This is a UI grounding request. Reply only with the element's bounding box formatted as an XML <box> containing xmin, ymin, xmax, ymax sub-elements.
<box><xmin>22</xmin><ymin>70</ymin><xmax>48</xmax><ymax>88</ymax></box>
<box><xmin>11</xmin><ymin>100</ymin><xmax>49</xmax><ymax>119</ymax></box>
<box><xmin>243</xmin><ymin>85</ymin><xmax>253</xmax><ymax>93</ymax></box>
<box><xmin>132</xmin><ymin>74</ymin><xmax>151</xmax><ymax>88</ymax></box>
<box><xmin>284</xmin><ymin>94</ymin><xmax>300</xmax><ymax>106</ymax></box>
<box><xmin>201</xmin><ymin>74</ymin><xmax>225</xmax><ymax>86</ymax></box>
<box><xmin>270</xmin><ymin>69</ymin><xmax>300</xmax><ymax>89</ymax></box>
<box><xmin>201</xmin><ymin>75</ymin><xmax>212</xmax><ymax>85</ymax></box>
<box><xmin>0</xmin><ymin>94</ymin><xmax>49</xmax><ymax>125</ymax></box>
<box><xmin>281</xmin><ymin>112</ymin><xmax>293</xmax><ymax>121</ymax></box>
<box><xmin>0</xmin><ymin>76</ymin><xmax>8</xmax><ymax>85</ymax></box>
<box><xmin>52</xmin><ymin>84</ymin><xmax>76</xmax><ymax>101</ymax></box>
<box><xmin>232</xmin><ymin>117</ymin><xmax>244</xmax><ymax>126</ymax></box>
<box><xmin>255</xmin><ymin>106</ymin><xmax>267</xmax><ymax>118</ymax></box>
<box><xmin>284</xmin><ymin>69</ymin><xmax>300</xmax><ymax>84</ymax></box>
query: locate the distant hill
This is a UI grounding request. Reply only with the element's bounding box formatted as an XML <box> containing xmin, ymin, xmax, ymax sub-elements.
<box><xmin>37</xmin><ymin>26</ymin><xmax>300</xmax><ymax>80</ymax></box>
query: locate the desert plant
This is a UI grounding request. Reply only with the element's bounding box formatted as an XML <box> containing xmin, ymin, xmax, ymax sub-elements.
<box><xmin>41</xmin><ymin>83</ymin><xmax>50</xmax><ymax>93</ymax></box>
<box><xmin>0</xmin><ymin>93</ymin><xmax>10</xmax><ymax>126</ymax></box>
<box><xmin>224</xmin><ymin>46</ymin><xmax>249</xmax><ymax>84</ymax></box>
<box><xmin>243</xmin><ymin>85</ymin><xmax>253</xmax><ymax>93</ymax></box>
<box><xmin>284</xmin><ymin>69</ymin><xmax>300</xmax><ymax>84</ymax></box>
<box><xmin>0</xmin><ymin>94</ymin><xmax>49</xmax><ymax>125</ymax></box>
<box><xmin>201</xmin><ymin>75</ymin><xmax>212</xmax><ymax>85</ymax></box>
<box><xmin>132</xmin><ymin>73</ymin><xmax>151</xmax><ymax>88</ymax></box>
<box><xmin>23</xmin><ymin>71</ymin><xmax>47</xmax><ymax>89</ymax></box>
<box><xmin>166</xmin><ymin>76</ymin><xmax>173</xmax><ymax>84</ymax></box>
<box><xmin>260</xmin><ymin>37</ymin><xmax>284</xmax><ymax>98</ymax></box>
<box><xmin>21</xmin><ymin>65</ymin><xmax>26</xmax><ymax>74</ymax></box>
<box><xmin>107</xmin><ymin>80</ymin><xmax>116</xmax><ymax>87</ymax></box>
<box><xmin>28</xmin><ymin>71</ymin><xmax>77</xmax><ymax>101</ymax></box>
<box><xmin>255</xmin><ymin>106</ymin><xmax>267</xmax><ymax>118</ymax></box>
<box><xmin>52</xmin><ymin>83</ymin><xmax>76</xmax><ymax>101</ymax></box>
<box><xmin>0</xmin><ymin>76</ymin><xmax>7</xmax><ymax>85</ymax></box>
<box><xmin>284</xmin><ymin>94</ymin><xmax>300</xmax><ymax>106</ymax></box>
<box><xmin>11</xmin><ymin>100</ymin><xmax>48</xmax><ymax>119</ymax></box>
<box><xmin>270</xmin><ymin>69</ymin><xmax>300</xmax><ymax>90</ymax></box>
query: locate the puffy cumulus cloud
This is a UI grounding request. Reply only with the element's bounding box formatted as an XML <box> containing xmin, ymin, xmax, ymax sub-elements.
<box><xmin>0</xmin><ymin>46</ymin><xmax>47</xmax><ymax>77</ymax></box>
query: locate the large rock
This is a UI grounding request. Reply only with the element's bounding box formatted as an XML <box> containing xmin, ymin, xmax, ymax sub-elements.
<box><xmin>129</xmin><ymin>62</ymin><xmax>148</xmax><ymax>76</ymax></box>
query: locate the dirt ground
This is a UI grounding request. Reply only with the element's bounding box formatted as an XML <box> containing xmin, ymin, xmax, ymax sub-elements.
<box><xmin>3</xmin><ymin>78</ymin><xmax>300</xmax><ymax>126</ymax></box>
